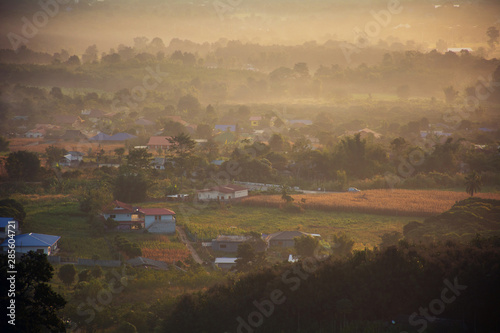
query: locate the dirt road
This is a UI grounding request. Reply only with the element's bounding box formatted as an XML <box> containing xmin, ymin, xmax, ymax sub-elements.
<box><xmin>176</xmin><ymin>226</ymin><xmax>204</xmax><ymax>265</ymax></box>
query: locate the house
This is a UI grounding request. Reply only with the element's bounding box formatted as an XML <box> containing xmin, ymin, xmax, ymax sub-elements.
<box><xmin>0</xmin><ymin>217</ymin><xmax>20</xmax><ymax>241</ymax></box>
<box><xmin>60</xmin><ymin>151</ymin><xmax>85</xmax><ymax>167</ymax></box>
<box><xmin>420</xmin><ymin>130</ymin><xmax>452</xmax><ymax>139</ymax></box>
<box><xmin>89</xmin><ymin>132</ymin><xmax>112</xmax><ymax>141</ymax></box>
<box><xmin>214</xmin><ymin>257</ymin><xmax>237</xmax><ymax>270</ymax></box>
<box><xmin>249</xmin><ymin>116</ymin><xmax>262</xmax><ymax>127</ymax></box>
<box><xmin>25</xmin><ymin>129</ymin><xmax>45</xmax><ymax>138</ymax></box>
<box><xmin>197</xmin><ymin>184</ymin><xmax>249</xmax><ymax>201</ymax></box>
<box><xmin>266</xmin><ymin>231</ymin><xmax>320</xmax><ymax>248</ymax></box>
<box><xmin>108</xmin><ymin>133</ymin><xmax>137</xmax><ymax>141</ymax></box>
<box><xmin>212</xmin><ymin>235</ymin><xmax>251</xmax><ymax>252</ymax></box>
<box><xmin>151</xmin><ymin>157</ymin><xmax>166</xmax><ymax>170</ymax></box>
<box><xmin>101</xmin><ymin>200</ymin><xmax>176</xmax><ymax>232</ymax></box>
<box><xmin>89</xmin><ymin>132</ymin><xmax>136</xmax><ymax>142</ymax></box>
<box><xmin>81</xmin><ymin>109</ymin><xmax>105</xmax><ymax>122</ymax></box>
<box><xmin>215</xmin><ymin>124</ymin><xmax>236</xmax><ymax>132</ymax></box>
<box><xmin>138</xmin><ymin>208</ymin><xmax>176</xmax><ymax>234</ymax></box>
<box><xmin>101</xmin><ymin>200</ymin><xmax>144</xmax><ymax>230</ymax></box>
<box><xmin>1</xmin><ymin>233</ymin><xmax>60</xmax><ymax>255</ymax></box>
<box><xmin>147</xmin><ymin>136</ymin><xmax>173</xmax><ymax>150</ymax></box>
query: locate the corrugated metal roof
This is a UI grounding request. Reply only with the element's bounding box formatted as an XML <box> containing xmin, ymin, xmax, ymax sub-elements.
<box><xmin>215</xmin><ymin>257</ymin><xmax>237</xmax><ymax>264</ymax></box>
<box><xmin>0</xmin><ymin>217</ymin><xmax>16</xmax><ymax>228</ymax></box>
<box><xmin>213</xmin><ymin>235</ymin><xmax>249</xmax><ymax>242</ymax></box>
<box><xmin>0</xmin><ymin>233</ymin><xmax>60</xmax><ymax>247</ymax></box>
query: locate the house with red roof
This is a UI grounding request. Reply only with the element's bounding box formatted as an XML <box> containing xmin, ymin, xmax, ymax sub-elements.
<box><xmin>102</xmin><ymin>200</ymin><xmax>144</xmax><ymax>230</ymax></box>
<box><xmin>138</xmin><ymin>208</ymin><xmax>176</xmax><ymax>233</ymax></box>
<box><xmin>147</xmin><ymin>136</ymin><xmax>173</xmax><ymax>151</ymax></box>
<box><xmin>197</xmin><ymin>184</ymin><xmax>248</xmax><ymax>201</ymax></box>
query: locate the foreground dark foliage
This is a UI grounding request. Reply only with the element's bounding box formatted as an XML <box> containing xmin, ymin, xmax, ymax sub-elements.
<box><xmin>162</xmin><ymin>238</ymin><xmax>500</xmax><ymax>333</ymax></box>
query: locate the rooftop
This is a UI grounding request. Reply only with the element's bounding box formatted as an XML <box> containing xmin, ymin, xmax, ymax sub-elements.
<box><xmin>0</xmin><ymin>217</ymin><xmax>17</xmax><ymax>228</ymax></box>
<box><xmin>139</xmin><ymin>208</ymin><xmax>175</xmax><ymax>216</ymax></box>
<box><xmin>147</xmin><ymin>136</ymin><xmax>173</xmax><ymax>146</ymax></box>
<box><xmin>0</xmin><ymin>233</ymin><xmax>60</xmax><ymax>247</ymax></box>
<box><xmin>213</xmin><ymin>235</ymin><xmax>250</xmax><ymax>242</ymax></box>
<box><xmin>215</xmin><ymin>257</ymin><xmax>238</xmax><ymax>264</ymax></box>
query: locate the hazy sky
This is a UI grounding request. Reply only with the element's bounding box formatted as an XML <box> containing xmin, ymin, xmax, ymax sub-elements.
<box><xmin>1</xmin><ymin>0</ymin><xmax>499</xmax><ymax>54</ymax></box>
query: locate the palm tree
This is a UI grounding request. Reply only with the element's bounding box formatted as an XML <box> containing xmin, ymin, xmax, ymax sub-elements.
<box><xmin>465</xmin><ymin>171</ymin><xmax>482</xmax><ymax>197</ymax></box>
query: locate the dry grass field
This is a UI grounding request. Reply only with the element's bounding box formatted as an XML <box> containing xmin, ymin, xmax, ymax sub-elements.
<box><xmin>241</xmin><ymin>190</ymin><xmax>500</xmax><ymax>217</ymax></box>
<box><xmin>7</xmin><ymin>138</ymin><xmax>125</xmax><ymax>154</ymax></box>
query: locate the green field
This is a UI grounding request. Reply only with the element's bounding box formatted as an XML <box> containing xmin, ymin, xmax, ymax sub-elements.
<box><xmin>173</xmin><ymin>202</ymin><xmax>422</xmax><ymax>250</ymax></box>
<box><xmin>15</xmin><ymin>195</ymin><xmax>422</xmax><ymax>259</ymax></box>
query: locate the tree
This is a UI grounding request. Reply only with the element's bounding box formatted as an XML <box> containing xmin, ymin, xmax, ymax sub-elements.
<box><xmin>330</xmin><ymin>232</ymin><xmax>354</xmax><ymax>258</ymax></box>
<box><xmin>168</xmin><ymin>133</ymin><xmax>196</xmax><ymax>176</ymax></box>
<box><xmin>5</xmin><ymin>150</ymin><xmax>41</xmax><ymax>181</ymax></box>
<box><xmin>379</xmin><ymin>231</ymin><xmax>402</xmax><ymax>249</ymax></box>
<box><xmin>443</xmin><ymin>85</ymin><xmax>459</xmax><ymax>104</ymax></box>
<box><xmin>45</xmin><ymin>145</ymin><xmax>67</xmax><ymax>167</ymax></box>
<box><xmin>83</xmin><ymin>44</ymin><xmax>98</xmax><ymax>63</ymax></box>
<box><xmin>127</xmin><ymin>148</ymin><xmax>153</xmax><ymax>170</ymax></box>
<box><xmin>49</xmin><ymin>86</ymin><xmax>64</xmax><ymax>99</ymax></box>
<box><xmin>234</xmin><ymin>242</ymin><xmax>265</xmax><ymax>272</ymax></box>
<box><xmin>0</xmin><ymin>136</ymin><xmax>9</xmax><ymax>152</ymax></box>
<box><xmin>76</xmin><ymin>183</ymin><xmax>112</xmax><ymax>215</ymax></box>
<box><xmin>465</xmin><ymin>171</ymin><xmax>482</xmax><ymax>197</ymax></box>
<box><xmin>91</xmin><ymin>265</ymin><xmax>103</xmax><ymax>279</ymax></box>
<box><xmin>78</xmin><ymin>269</ymin><xmax>91</xmax><ymax>282</ymax></box>
<box><xmin>58</xmin><ymin>264</ymin><xmax>77</xmax><ymax>286</ymax></box>
<box><xmin>114</xmin><ymin>147</ymin><xmax>125</xmax><ymax>162</ymax></box>
<box><xmin>269</xmin><ymin>133</ymin><xmax>285</xmax><ymax>152</ymax></box>
<box><xmin>66</xmin><ymin>55</ymin><xmax>80</xmax><ymax>66</ymax></box>
<box><xmin>0</xmin><ymin>198</ymin><xmax>26</xmax><ymax>227</ymax></box>
<box><xmin>293</xmin><ymin>62</ymin><xmax>310</xmax><ymax>78</ymax></box>
<box><xmin>487</xmin><ymin>26</ymin><xmax>499</xmax><ymax>50</ymax></box>
<box><xmin>161</xmin><ymin>119</ymin><xmax>188</xmax><ymax>136</ymax></box>
<box><xmin>196</xmin><ymin>124</ymin><xmax>212</xmax><ymax>139</ymax></box>
<box><xmin>177</xmin><ymin>94</ymin><xmax>201</xmax><ymax>117</ymax></box>
<box><xmin>114</xmin><ymin>171</ymin><xmax>149</xmax><ymax>203</ymax></box>
<box><xmin>0</xmin><ymin>252</ymin><xmax>66</xmax><ymax>332</ymax></box>
<box><xmin>294</xmin><ymin>235</ymin><xmax>320</xmax><ymax>257</ymax></box>
<box><xmin>281</xmin><ymin>185</ymin><xmax>294</xmax><ymax>203</ymax></box>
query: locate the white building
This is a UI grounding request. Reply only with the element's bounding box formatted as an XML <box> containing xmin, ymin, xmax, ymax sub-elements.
<box><xmin>197</xmin><ymin>184</ymin><xmax>249</xmax><ymax>201</ymax></box>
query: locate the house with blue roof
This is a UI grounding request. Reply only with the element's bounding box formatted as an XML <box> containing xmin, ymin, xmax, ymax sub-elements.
<box><xmin>1</xmin><ymin>233</ymin><xmax>60</xmax><ymax>255</ymax></box>
<box><xmin>0</xmin><ymin>217</ymin><xmax>20</xmax><ymax>241</ymax></box>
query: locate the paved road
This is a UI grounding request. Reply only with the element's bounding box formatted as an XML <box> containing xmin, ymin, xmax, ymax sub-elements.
<box><xmin>176</xmin><ymin>226</ymin><xmax>204</xmax><ymax>265</ymax></box>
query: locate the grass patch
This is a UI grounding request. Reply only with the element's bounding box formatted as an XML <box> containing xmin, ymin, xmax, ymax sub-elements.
<box><xmin>176</xmin><ymin>203</ymin><xmax>419</xmax><ymax>250</ymax></box>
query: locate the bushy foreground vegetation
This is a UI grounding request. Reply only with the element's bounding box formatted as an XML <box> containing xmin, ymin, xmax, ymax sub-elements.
<box><xmin>161</xmin><ymin>237</ymin><xmax>500</xmax><ymax>333</ymax></box>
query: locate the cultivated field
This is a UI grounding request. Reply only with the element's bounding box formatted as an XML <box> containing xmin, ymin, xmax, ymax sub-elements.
<box><xmin>139</xmin><ymin>236</ymin><xmax>191</xmax><ymax>263</ymax></box>
<box><xmin>241</xmin><ymin>189</ymin><xmax>500</xmax><ymax>217</ymax></box>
